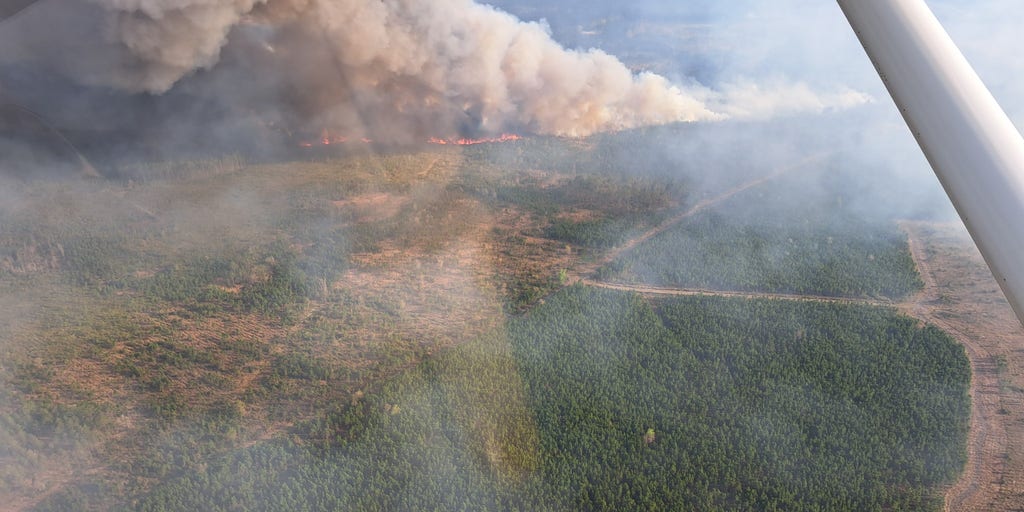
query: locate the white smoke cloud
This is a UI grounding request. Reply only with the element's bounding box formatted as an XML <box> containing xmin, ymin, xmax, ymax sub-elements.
<box><xmin>1</xmin><ymin>0</ymin><xmax>722</xmax><ymax>138</ymax></box>
<box><xmin>0</xmin><ymin>0</ymin><xmax>873</xmax><ymax>141</ymax></box>
<box><xmin>709</xmin><ymin>80</ymin><xmax>874</xmax><ymax>120</ymax></box>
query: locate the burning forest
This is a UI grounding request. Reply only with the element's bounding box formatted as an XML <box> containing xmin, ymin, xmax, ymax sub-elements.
<box><xmin>297</xmin><ymin>130</ymin><xmax>522</xmax><ymax>149</ymax></box>
<box><xmin>0</xmin><ymin>1</ymin><xmax>1000</xmax><ymax>511</ymax></box>
<box><xmin>0</xmin><ymin>0</ymin><xmax>879</xmax><ymax>173</ymax></box>
<box><xmin>0</xmin><ymin>0</ymin><xmax>725</xmax><ymax>170</ymax></box>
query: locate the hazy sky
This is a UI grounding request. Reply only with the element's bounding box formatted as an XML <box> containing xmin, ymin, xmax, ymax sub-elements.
<box><xmin>489</xmin><ymin>0</ymin><xmax>1024</xmax><ymax>123</ymax></box>
<box><xmin>485</xmin><ymin>0</ymin><xmax>1024</xmax><ymax>218</ymax></box>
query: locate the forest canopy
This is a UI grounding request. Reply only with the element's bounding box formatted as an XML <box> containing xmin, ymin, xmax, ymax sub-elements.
<box><xmin>120</xmin><ymin>287</ymin><xmax>970</xmax><ymax>512</ymax></box>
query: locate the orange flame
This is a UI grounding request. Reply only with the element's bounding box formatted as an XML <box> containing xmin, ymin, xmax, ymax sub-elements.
<box><xmin>428</xmin><ymin>133</ymin><xmax>522</xmax><ymax>145</ymax></box>
<box><xmin>299</xmin><ymin>131</ymin><xmax>521</xmax><ymax>148</ymax></box>
<box><xmin>320</xmin><ymin>128</ymin><xmax>348</xmax><ymax>145</ymax></box>
<box><xmin>299</xmin><ymin>129</ymin><xmax>367</xmax><ymax>147</ymax></box>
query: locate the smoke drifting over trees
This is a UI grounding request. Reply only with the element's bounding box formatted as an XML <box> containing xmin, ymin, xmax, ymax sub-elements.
<box><xmin>0</xmin><ymin>0</ymin><xmax>875</xmax><ymax>149</ymax></box>
<box><xmin>0</xmin><ymin>0</ymin><xmax>715</xmax><ymax>141</ymax></box>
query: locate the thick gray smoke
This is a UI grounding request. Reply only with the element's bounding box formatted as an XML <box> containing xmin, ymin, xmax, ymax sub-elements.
<box><xmin>0</xmin><ymin>0</ymin><xmax>723</xmax><ymax>140</ymax></box>
<box><xmin>0</xmin><ymin>0</ymin><xmax>872</xmax><ymax>146</ymax></box>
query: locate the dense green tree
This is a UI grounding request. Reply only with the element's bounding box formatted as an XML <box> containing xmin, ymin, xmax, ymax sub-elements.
<box><xmin>604</xmin><ymin>173</ymin><xmax>925</xmax><ymax>300</ymax></box>
<box><xmin>117</xmin><ymin>287</ymin><xmax>968</xmax><ymax>512</ymax></box>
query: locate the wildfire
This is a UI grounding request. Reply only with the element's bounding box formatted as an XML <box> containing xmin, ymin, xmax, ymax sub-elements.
<box><xmin>295</xmin><ymin>129</ymin><xmax>359</xmax><ymax>147</ymax></box>
<box><xmin>320</xmin><ymin>129</ymin><xmax>348</xmax><ymax>145</ymax></box>
<box><xmin>299</xmin><ymin>130</ymin><xmax>522</xmax><ymax>148</ymax></box>
<box><xmin>428</xmin><ymin>134</ymin><xmax>522</xmax><ymax>145</ymax></box>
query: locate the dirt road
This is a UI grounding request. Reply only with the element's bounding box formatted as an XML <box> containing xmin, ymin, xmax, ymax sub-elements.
<box><xmin>898</xmin><ymin>222</ymin><xmax>1023</xmax><ymax>512</ymax></box>
<box><xmin>571</xmin><ymin>153</ymin><xmax>831</xmax><ymax>280</ymax></box>
<box><xmin>582</xmin><ymin>279</ymin><xmax>892</xmax><ymax>307</ymax></box>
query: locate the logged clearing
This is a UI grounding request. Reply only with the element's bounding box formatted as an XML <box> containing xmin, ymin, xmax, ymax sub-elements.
<box><xmin>898</xmin><ymin>222</ymin><xmax>1024</xmax><ymax>512</ymax></box>
<box><xmin>0</xmin><ymin>140</ymin><xmax>689</xmax><ymax>509</ymax></box>
<box><xmin>0</xmin><ymin>150</ymin><xmax>517</xmax><ymax>510</ymax></box>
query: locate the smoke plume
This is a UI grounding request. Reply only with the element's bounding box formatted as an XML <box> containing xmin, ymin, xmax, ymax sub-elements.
<box><xmin>0</xmin><ymin>0</ymin><xmax>728</xmax><ymax>143</ymax></box>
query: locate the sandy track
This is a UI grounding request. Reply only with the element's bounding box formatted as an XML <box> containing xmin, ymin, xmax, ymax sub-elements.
<box><xmin>899</xmin><ymin>222</ymin><xmax>1020</xmax><ymax>512</ymax></box>
<box><xmin>581</xmin><ymin>279</ymin><xmax>891</xmax><ymax>307</ymax></box>
<box><xmin>571</xmin><ymin>153</ymin><xmax>831</xmax><ymax>280</ymax></box>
